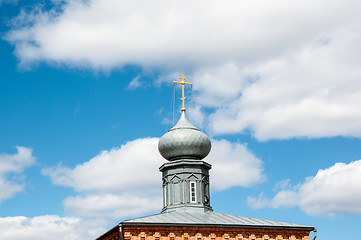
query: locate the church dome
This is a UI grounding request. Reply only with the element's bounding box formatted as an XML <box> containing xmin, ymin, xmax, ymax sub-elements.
<box><xmin>158</xmin><ymin>111</ymin><xmax>211</xmax><ymax>161</ymax></box>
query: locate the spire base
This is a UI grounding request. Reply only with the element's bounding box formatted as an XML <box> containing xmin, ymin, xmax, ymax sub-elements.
<box><xmin>160</xmin><ymin>159</ymin><xmax>212</xmax><ymax>212</ymax></box>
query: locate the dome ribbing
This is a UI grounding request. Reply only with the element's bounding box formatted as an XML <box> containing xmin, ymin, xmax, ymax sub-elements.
<box><xmin>158</xmin><ymin>111</ymin><xmax>211</xmax><ymax>161</ymax></box>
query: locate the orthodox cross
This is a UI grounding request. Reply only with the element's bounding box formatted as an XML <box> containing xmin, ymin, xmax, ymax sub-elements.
<box><xmin>173</xmin><ymin>74</ymin><xmax>193</xmax><ymax>111</ymax></box>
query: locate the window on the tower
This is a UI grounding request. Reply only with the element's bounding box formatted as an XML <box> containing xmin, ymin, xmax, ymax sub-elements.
<box><xmin>190</xmin><ymin>182</ymin><xmax>196</xmax><ymax>203</ymax></box>
<box><xmin>163</xmin><ymin>185</ymin><xmax>167</xmax><ymax>207</ymax></box>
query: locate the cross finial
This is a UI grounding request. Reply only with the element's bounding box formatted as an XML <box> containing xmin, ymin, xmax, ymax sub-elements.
<box><xmin>179</xmin><ymin>74</ymin><xmax>186</xmax><ymax>81</ymax></box>
<box><xmin>173</xmin><ymin>74</ymin><xmax>193</xmax><ymax>111</ymax></box>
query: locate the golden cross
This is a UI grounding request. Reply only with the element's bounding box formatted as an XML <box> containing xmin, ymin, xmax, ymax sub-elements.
<box><xmin>173</xmin><ymin>74</ymin><xmax>193</xmax><ymax>111</ymax></box>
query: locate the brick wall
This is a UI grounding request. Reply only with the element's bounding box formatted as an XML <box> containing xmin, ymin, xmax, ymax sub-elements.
<box><xmin>97</xmin><ymin>225</ymin><xmax>121</xmax><ymax>240</ymax></box>
<box><xmin>122</xmin><ymin>226</ymin><xmax>311</xmax><ymax>240</ymax></box>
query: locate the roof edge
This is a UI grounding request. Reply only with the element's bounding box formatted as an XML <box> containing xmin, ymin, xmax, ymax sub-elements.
<box><xmin>120</xmin><ymin>222</ymin><xmax>315</xmax><ymax>231</ymax></box>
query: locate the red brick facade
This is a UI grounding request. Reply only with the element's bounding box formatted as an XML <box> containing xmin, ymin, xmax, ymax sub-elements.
<box><xmin>98</xmin><ymin>225</ymin><xmax>311</xmax><ymax>240</ymax></box>
<box><xmin>97</xmin><ymin>225</ymin><xmax>121</xmax><ymax>240</ymax></box>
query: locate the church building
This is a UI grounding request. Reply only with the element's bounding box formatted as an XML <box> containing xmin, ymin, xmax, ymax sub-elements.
<box><xmin>96</xmin><ymin>75</ymin><xmax>316</xmax><ymax>240</ymax></box>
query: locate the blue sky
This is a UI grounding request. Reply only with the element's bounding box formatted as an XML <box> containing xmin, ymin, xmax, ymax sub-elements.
<box><xmin>1</xmin><ymin>0</ymin><xmax>361</xmax><ymax>239</ymax></box>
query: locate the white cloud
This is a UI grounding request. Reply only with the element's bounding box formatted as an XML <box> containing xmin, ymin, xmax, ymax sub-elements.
<box><xmin>43</xmin><ymin>138</ymin><xmax>163</xmax><ymax>195</ymax></box>
<box><xmin>5</xmin><ymin>0</ymin><xmax>361</xmax><ymax>140</ymax></box>
<box><xmin>206</xmin><ymin>41</ymin><xmax>361</xmax><ymax>140</ymax></box>
<box><xmin>207</xmin><ymin>139</ymin><xmax>265</xmax><ymax>190</ymax></box>
<box><xmin>0</xmin><ymin>215</ymin><xmax>104</xmax><ymax>240</ymax></box>
<box><xmin>0</xmin><ymin>0</ymin><xmax>17</xmax><ymax>6</ymax></box>
<box><xmin>0</xmin><ymin>179</ymin><xmax>23</xmax><ymax>202</ymax></box>
<box><xmin>42</xmin><ymin>137</ymin><xmax>164</xmax><ymax>220</ymax></box>
<box><xmin>63</xmin><ymin>193</ymin><xmax>161</xmax><ymax>219</ymax></box>
<box><xmin>247</xmin><ymin>160</ymin><xmax>361</xmax><ymax>216</ymax></box>
<box><xmin>8</xmin><ymin>0</ymin><xmax>356</xmax><ymax>69</ymax></box>
<box><xmin>0</xmin><ymin>146</ymin><xmax>35</xmax><ymax>174</ymax></box>
<box><xmin>0</xmin><ymin>146</ymin><xmax>35</xmax><ymax>202</ymax></box>
<box><xmin>8</xmin><ymin>0</ymin><xmax>339</xmax><ymax>69</ymax></box>
<box><xmin>0</xmin><ymin>139</ymin><xmax>263</xmax><ymax>240</ymax></box>
<box><xmin>127</xmin><ymin>76</ymin><xmax>142</xmax><ymax>89</ymax></box>
<box><xmin>43</xmin><ymin>137</ymin><xmax>264</xmax><ymax>220</ymax></box>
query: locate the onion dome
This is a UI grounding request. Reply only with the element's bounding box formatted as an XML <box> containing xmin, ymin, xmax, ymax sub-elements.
<box><xmin>158</xmin><ymin>111</ymin><xmax>211</xmax><ymax>161</ymax></box>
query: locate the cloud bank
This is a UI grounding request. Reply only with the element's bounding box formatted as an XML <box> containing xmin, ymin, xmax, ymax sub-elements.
<box><xmin>208</xmin><ymin>139</ymin><xmax>265</xmax><ymax>190</ymax></box>
<box><xmin>5</xmin><ymin>0</ymin><xmax>361</xmax><ymax>140</ymax></box>
<box><xmin>247</xmin><ymin>160</ymin><xmax>361</xmax><ymax>216</ymax></box>
<box><xmin>0</xmin><ymin>138</ymin><xmax>261</xmax><ymax>240</ymax></box>
<box><xmin>43</xmin><ymin>137</ymin><xmax>265</xmax><ymax>220</ymax></box>
<box><xmin>0</xmin><ymin>138</ymin><xmax>263</xmax><ymax>240</ymax></box>
<box><xmin>0</xmin><ymin>146</ymin><xmax>35</xmax><ymax>202</ymax></box>
<box><xmin>0</xmin><ymin>215</ymin><xmax>103</xmax><ymax>240</ymax></box>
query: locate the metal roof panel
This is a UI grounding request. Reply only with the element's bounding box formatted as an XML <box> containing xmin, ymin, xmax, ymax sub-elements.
<box><xmin>121</xmin><ymin>211</ymin><xmax>314</xmax><ymax>231</ymax></box>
